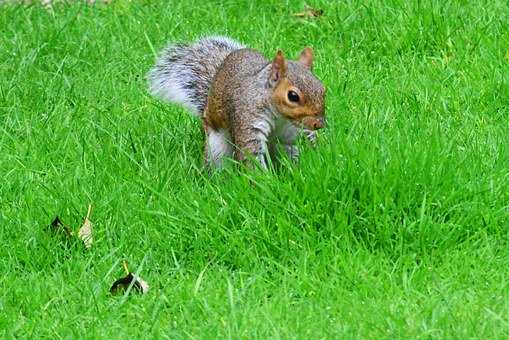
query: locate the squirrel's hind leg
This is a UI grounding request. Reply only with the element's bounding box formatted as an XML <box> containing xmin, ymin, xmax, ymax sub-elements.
<box><xmin>204</xmin><ymin>128</ymin><xmax>233</xmax><ymax>169</ymax></box>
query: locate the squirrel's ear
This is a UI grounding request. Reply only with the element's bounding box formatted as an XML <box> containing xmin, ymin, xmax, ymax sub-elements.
<box><xmin>298</xmin><ymin>47</ymin><xmax>313</xmax><ymax>70</ymax></box>
<box><xmin>269</xmin><ymin>50</ymin><xmax>286</xmax><ymax>86</ymax></box>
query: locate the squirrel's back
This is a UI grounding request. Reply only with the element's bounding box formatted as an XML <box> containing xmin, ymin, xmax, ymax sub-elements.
<box><xmin>204</xmin><ymin>48</ymin><xmax>271</xmax><ymax>129</ymax></box>
<box><xmin>148</xmin><ymin>36</ymin><xmax>244</xmax><ymax>116</ymax></box>
<box><xmin>217</xmin><ymin>48</ymin><xmax>268</xmax><ymax>78</ymax></box>
<box><xmin>209</xmin><ymin>48</ymin><xmax>270</xmax><ymax>101</ymax></box>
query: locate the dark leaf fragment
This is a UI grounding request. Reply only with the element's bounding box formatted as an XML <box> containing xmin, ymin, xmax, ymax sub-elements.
<box><xmin>110</xmin><ymin>262</ymin><xmax>149</xmax><ymax>295</ymax></box>
<box><xmin>48</xmin><ymin>216</ymin><xmax>73</xmax><ymax>237</ymax></box>
<box><xmin>110</xmin><ymin>273</ymin><xmax>149</xmax><ymax>295</ymax></box>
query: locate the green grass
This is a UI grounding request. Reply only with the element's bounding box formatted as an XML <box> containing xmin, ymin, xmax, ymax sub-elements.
<box><xmin>1</xmin><ymin>0</ymin><xmax>509</xmax><ymax>338</ymax></box>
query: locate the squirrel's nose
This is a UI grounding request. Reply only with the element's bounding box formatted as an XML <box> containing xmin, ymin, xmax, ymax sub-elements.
<box><xmin>312</xmin><ymin>117</ymin><xmax>325</xmax><ymax>130</ymax></box>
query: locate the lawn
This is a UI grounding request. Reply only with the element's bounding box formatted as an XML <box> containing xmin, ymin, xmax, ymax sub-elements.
<box><xmin>1</xmin><ymin>0</ymin><xmax>509</xmax><ymax>338</ymax></box>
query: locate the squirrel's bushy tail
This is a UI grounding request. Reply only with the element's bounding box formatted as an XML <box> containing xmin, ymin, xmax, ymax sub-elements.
<box><xmin>148</xmin><ymin>36</ymin><xmax>244</xmax><ymax>116</ymax></box>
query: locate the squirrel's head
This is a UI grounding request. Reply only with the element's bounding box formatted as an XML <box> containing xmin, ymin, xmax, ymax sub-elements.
<box><xmin>269</xmin><ymin>48</ymin><xmax>326</xmax><ymax>130</ymax></box>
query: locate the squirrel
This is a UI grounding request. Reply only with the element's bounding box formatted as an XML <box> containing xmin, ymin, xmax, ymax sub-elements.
<box><xmin>148</xmin><ymin>36</ymin><xmax>326</xmax><ymax>169</ymax></box>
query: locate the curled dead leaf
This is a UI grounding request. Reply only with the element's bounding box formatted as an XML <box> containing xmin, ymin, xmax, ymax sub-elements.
<box><xmin>110</xmin><ymin>273</ymin><xmax>150</xmax><ymax>295</ymax></box>
<box><xmin>110</xmin><ymin>262</ymin><xmax>149</xmax><ymax>295</ymax></box>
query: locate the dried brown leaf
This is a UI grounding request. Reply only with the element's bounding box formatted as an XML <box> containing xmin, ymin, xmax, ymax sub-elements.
<box><xmin>41</xmin><ymin>0</ymin><xmax>51</xmax><ymax>8</ymax></box>
<box><xmin>110</xmin><ymin>261</ymin><xmax>149</xmax><ymax>295</ymax></box>
<box><xmin>293</xmin><ymin>6</ymin><xmax>324</xmax><ymax>18</ymax></box>
<box><xmin>78</xmin><ymin>205</ymin><xmax>93</xmax><ymax>249</ymax></box>
<box><xmin>110</xmin><ymin>273</ymin><xmax>150</xmax><ymax>295</ymax></box>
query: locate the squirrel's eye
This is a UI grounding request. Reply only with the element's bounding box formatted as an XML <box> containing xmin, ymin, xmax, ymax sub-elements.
<box><xmin>287</xmin><ymin>90</ymin><xmax>300</xmax><ymax>103</ymax></box>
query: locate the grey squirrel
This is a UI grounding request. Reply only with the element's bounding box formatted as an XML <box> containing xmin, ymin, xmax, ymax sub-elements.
<box><xmin>148</xmin><ymin>36</ymin><xmax>326</xmax><ymax>169</ymax></box>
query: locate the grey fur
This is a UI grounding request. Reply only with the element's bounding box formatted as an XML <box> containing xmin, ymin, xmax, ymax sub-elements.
<box><xmin>148</xmin><ymin>36</ymin><xmax>244</xmax><ymax>115</ymax></box>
